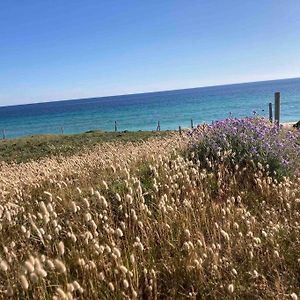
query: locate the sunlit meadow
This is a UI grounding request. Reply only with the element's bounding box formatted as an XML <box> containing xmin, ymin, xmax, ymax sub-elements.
<box><xmin>0</xmin><ymin>118</ymin><xmax>299</xmax><ymax>299</ymax></box>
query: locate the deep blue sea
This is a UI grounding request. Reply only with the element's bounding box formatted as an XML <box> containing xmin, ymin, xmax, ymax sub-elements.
<box><xmin>0</xmin><ymin>78</ymin><xmax>299</xmax><ymax>139</ymax></box>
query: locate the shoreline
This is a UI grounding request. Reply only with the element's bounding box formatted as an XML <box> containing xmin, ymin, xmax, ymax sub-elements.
<box><xmin>282</xmin><ymin>121</ymin><xmax>298</xmax><ymax>129</ymax></box>
<box><xmin>1</xmin><ymin>119</ymin><xmax>298</xmax><ymax>141</ymax></box>
<box><xmin>0</xmin><ymin>118</ymin><xmax>298</xmax><ymax>165</ymax></box>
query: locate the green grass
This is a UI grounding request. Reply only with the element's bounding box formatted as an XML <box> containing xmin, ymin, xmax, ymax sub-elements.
<box><xmin>0</xmin><ymin>130</ymin><xmax>170</xmax><ymax>164</ymax></box>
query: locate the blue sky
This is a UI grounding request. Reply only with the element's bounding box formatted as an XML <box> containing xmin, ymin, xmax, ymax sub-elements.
<box><xmin>0</xmin><ymin>0</ymin><xmax>300</xmax><ymax>106</ymax></box>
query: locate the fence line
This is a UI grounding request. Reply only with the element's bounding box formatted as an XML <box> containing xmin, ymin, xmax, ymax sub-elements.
<box><xmin>1</xmin><ymin>93</ymin><xmax>285</xmax><ymax>139</ymax></box>
<box><xmin>274</xmin><ymin>92</ymin><xmax>280</xmax><ymax>125</ymax></box>
<box><xmin>269</xmin><ymin>103</ymin><xmax>273</xmax><ymax>123</ymax></box>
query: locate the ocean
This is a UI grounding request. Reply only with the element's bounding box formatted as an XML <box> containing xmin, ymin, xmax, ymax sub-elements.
<box><xmin>0</xmin><ymin>78</ymin><xmax>299</xmax><ymax>139</ymax></box>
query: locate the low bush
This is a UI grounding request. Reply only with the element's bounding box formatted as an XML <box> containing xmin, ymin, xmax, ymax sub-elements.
<box><xmin>186</xmin><ymin>117</ymin><xmax>300</xmax><ymax>180</ymax></box>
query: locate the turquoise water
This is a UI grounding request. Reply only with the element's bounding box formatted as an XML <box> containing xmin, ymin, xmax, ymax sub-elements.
<box><xmin>0</xmin><ymin>78</ymin><xmax>299</xmax><ymax>139</ymax></box>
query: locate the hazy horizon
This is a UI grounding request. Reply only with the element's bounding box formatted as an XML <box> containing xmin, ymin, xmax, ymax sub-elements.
<box><xmin>0</xmin><ymin>76</ymin><xmax>299</xmax><ymax>108</ymax></box>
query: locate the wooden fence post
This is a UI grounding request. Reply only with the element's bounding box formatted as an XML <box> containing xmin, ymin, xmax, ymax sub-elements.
<box><xmin>191</xmin><ymin>119</ymin><xmax>194</xmax><ymax>129</ymax></box>
<box><xmin>156</xmin><ymin>121</ymin><xmax>161</xmax><ymax>131</ymax></box>
<box><xmin>114</xmin><ymin>121</ymin><xmax>117</xmax><ymax>132</ymax></box>
<box><xmin>179</xmin><ymin>126</ymin><xmax>182</xmax><ymax>136</ymax></box>
<box><xmin>274</xmin><ymin>92</ymin><xmax>280</xmax><ymax>125</ymax></box>
<box><xmin>268</xmin><ymin>102</ymin><xmax>273</xmax><ymax>123</ymax></box>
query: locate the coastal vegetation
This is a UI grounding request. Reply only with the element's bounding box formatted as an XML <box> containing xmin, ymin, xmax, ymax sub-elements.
<box><xmin>0</xmin><ymin>130</ymin><xmax>169</xmax><ymax>164</ymax></box>
<box><xmin>0</xmin><ymin>118</ymin><xmax>299</xmax><ymax>299</ymax></box>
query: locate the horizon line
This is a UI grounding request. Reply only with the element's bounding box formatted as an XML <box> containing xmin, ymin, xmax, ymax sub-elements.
<box><xmin>1</xmin><ymin>76</ymin><xmax>300</xmax><ymax>108</ymax></box>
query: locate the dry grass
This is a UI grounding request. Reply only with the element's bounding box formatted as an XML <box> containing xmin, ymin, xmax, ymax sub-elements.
<box><xmin>0</xmin><ymin>132</ymin><xmax>299</xmax><ymax>299</ymax></box>
<box><xmin>0</xmin><ymin>130</ymin><xmax>170</xmax><ymax>164</ymax></box>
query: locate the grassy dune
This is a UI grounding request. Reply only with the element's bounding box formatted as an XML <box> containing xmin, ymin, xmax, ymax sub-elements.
<box><xmin>0</xmin><ymin>119</ymin><xmax>299</xmax><ymax>299</ymax></box>
<box><xmin>0</xmin><ymin>130</ymin><xmax>170</xmax><ymax>164</ymax></box>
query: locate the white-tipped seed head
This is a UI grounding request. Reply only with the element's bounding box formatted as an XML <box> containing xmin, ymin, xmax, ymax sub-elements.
<box><xmin>228</xmin><ymin>284</ymin><xmax>234</xmax><ymax>294</ymax></box>
<box><xmin>0</xmin><ymin>260</ymin><xmax>8</xmax><ymax>272</ymax></box>
<box><xmin>116</xmin><ymin>228</ymin><xmax>123</xmax><ymax>237</ymax></box>
<box><xmin>291</xmin><ymin>293</ymin><xmax>298</xmax><ymax>300</ymax></box>
<box><xmin>54</xmin><ymin>259</ymin><xmax>66</xmax><ymax>273</ymax></box>
<box><xmin>119</xmin><ymin>265</ymin><xmax>128</xmax><ymax>274</ymax></box>
<box><xmin>20</xmin><ymin>275</ymin><xmax>29</xmax><ymax>290</ymax></box>
<box><xmin>58</xmin><ymin>241</ymin><xmax>65</xmax><ymax>256</ymax></box>
<box><xmin>123</xmin><ymin>279</ymin><xmax>129</xmax><ymax>289</ymax></box>
<box><xmin>108</xmin><ymin>282</ymin><xmax>115</xmax><ymax>292</ymax></box>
